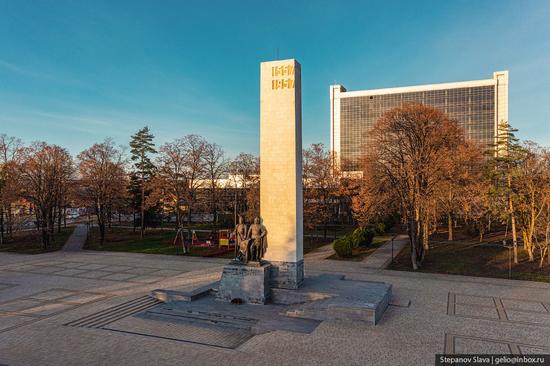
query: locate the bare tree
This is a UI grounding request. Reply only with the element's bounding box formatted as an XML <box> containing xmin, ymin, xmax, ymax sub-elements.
<box><xmin>203</xmin><ymin>142</ymin><xmax>227</xmax><ymax>224</ymax></box>
<box><xmin>462</xmin><ymin>178</ymin><xmax>492</xmax><ymax>242</ymax></box>
<box><xmin>180</xmin><ymin>135</ymin><xmax>207</xmax><ymax>225</ymax></box>
<box><xmin>18</xmin><ymin>142</ymin><xmax>73</xmax><ymax>248</ymax></box>
<box><xmin>534</xmin><ymin>181</ymin><xmax>550</xmax><ymax>268</ymax></box>
<box><xmin>436</xmin><ymin>142</ymin><xmax>484</xmax><ymax>240</ymax></box>
<box><xmin>78</xmin><ymin>140</ymin><xmax>127</xmax><ymax>247</ymax></box>
<box><xmin>155</xmin><ymin>138</ymin><xmax>189</xmax><ymax>231</ymax></box>
<box><xmin>229</xmin><ymin>153</ymin><xmax>259</xmax><ymax>222</ymax></box>
<box><xmin>364</xmin><ymin>103</ymin><xmax>463</xmax><ymax>269</ymax></box>
<box><xmin>0</xmin><ymin>134</ymin><xmax>23</xmax><ymax>244</ymax></box>
<box><xmin>303</xmin><ymin>143</ymin><xmax>341</xmax><ymax>238</ymax></box>
<box><xmin>515</xmin><ymin>142</ymin><xmax>549</xmax><ymax>262</ymax></box>
<box><xmin>153</xmin><ymin>135</ymin><xmax>208</xmax><ymax>228</ymax></box>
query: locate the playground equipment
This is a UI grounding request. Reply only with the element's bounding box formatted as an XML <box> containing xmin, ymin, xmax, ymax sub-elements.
<box><xmin>218</xmin><ymin>229</ymin><xmax>230</xmax><ymax>247</ymax></box>
<box><xmin>172</xmin><ymin>225</ymin><xmax>236</xmax><ymax>255</ymax></box>
<box><xmin>172</xmin><ymin>219</ymin><xmax>190</xmax><ymax>254</ymax></box>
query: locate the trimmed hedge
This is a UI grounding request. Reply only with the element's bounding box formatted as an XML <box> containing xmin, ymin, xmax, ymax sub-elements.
<box><xmin>332</xmin><ymin>237</ymin><xmax>353</xmax><ymax>257</ymax></box>
<box><xmin>351</xmin><ymin>227</ymin><xmax>375</xmax><ymax>247</ymax></box>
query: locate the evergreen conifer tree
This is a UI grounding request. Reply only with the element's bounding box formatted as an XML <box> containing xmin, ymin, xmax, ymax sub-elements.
<box><xmin>129</xmin><ymin>126</ymin><xmax>157</xmax><ymax>238</ymax></box>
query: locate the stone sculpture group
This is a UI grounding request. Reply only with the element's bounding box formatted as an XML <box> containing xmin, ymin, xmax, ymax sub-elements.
<box><xmin>234</xmin><ymin>216</ymin><xmax>268</xmax><ymax>264</ymax></box>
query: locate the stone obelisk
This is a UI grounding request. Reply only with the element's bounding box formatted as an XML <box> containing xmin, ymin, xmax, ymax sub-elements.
<box><xmin>260</xmin><ymin>59</ymin><xmax>303</xmax><ymax>289</ymax></box>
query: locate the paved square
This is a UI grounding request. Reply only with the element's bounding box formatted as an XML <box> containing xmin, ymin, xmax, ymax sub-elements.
<box><xmin>448</xmin><ymin>292</ymin><xmax>550</xmax><ymax>327</ymax></box>
<box><xmin>0</xmin><ymin>314</ymin><xmax>37</xmax><ymax>331</ymax></box>
<box><xmin>99</xmin><ymin>273</ymin><xmax>138</xmax><ymax>281</ymax></box>
<box><xmin>1</xmin><ymin>258</ymin><xmax>193</xmax><ymax>285</ymax></box>
<box><xmin>0</xmin><ymin>283</ymin><xmax>16</xmax><ymax>292</ymax></box>
<box><xmin>445</xmin><ymin>333</ymin><xmax>550</xmax><ymax>355</ymax></box>
<box><xmin>21</xmin><ymin>302</ymin><xmax>76</xmax><ymax>316</ymax></box>
<box><xmin>0</xmin><ymin>298</ymin><xmax>43</xmax><ymax>312</ymax></box>
<box><xmin>0</xmin><ymin>250</ymin><xmax>549</xmax><ymax>365</ymax></box>
<box><xmin>29</xmin><ymin>289</ymin><xmax>78</xmax><ymax>301</ymax></box>
<box><xmin>502</xmin><ymin>298</ymin><xmax>549</xmax><ymax>312</ymax></box>
<box><xmin>54</xmin><ymin>269</ymin><xmax>88</xmax><ymax>276</ymax></box>
<box><xmin>132</xmin><ymin>276</ymin><xmax>165</xmax><ymax>283</ymax></box>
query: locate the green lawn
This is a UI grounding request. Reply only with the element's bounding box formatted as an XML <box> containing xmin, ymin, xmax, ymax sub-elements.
<box><xmin>86</xmin><ymin>226</ymin><xmax>351</xmax><ymax>257</ymax></box>
<box><xmin>303</xmin><ymin>236</ymin><xmax>335</xmax><ymax>254</ymax></box>
<box><xmin>85</xmin><ymin>227</ymin><xmax>234</xmax><ymax>258</ymax></box>
<box><xmin>152</xmin><ymin>222</ymin><xmax>229</xmax><ymax>230</ymax></box>
<box><xmin>303</xmin><ymin>225</ymin><xmax>358</xmax><ymax>255</ymax></box>
<box><xmin>328</xmin><ymin>238</ymin><xmax>388</xmax><ymax>261</ymax></box>
<box><xmin>0</xmin><ymin>226</ymin><xmax>76</xmax><ymax>254</ymax></box>
<box><xmin>388</xmin><ymin>233</ymin><xmax>550</xmax><ymax>283</ymax></box>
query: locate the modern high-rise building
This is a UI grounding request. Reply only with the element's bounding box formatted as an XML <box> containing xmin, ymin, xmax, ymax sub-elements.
<box><xmin>330</xmin><ymin>71</ymin><xmax>509</xmax><ymax>172</ymax></box>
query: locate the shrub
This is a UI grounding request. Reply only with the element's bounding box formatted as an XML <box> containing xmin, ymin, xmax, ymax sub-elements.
<box><xmin>332</xmin><ymin>237</ymin><xmax>353</xmax><ymax>257</ymax></box>
<box><xmin>350</xmin><ymin>227</ymin><xmax>375</xmax><ymax>248</ymax></box>
<box><xmin>374</xmin><ymin>223</ymin><xmax>386</xmax><ymax>235</ymax></box>
<box><xmin>333</xmin><ymin>227</ymin><xmax>376</xmax><ymax>257</ymax></box>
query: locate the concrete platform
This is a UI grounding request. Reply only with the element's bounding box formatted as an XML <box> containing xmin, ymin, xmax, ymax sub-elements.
<box><xmin>276</xmin><ymin>274</ymin><xmax>392</xmax><ymax>324</ymax></box>
<box><xmin>151</xmin><ymin>273</ymin><xmax>392</xmax><ymax>325</ymax></box>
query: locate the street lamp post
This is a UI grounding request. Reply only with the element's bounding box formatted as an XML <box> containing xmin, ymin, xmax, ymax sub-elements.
<box><xmin>503</xmin><ymin>239</ymin><xmax>512</xmax><ymax>280</ymax></box>
<box><xmin>391</xmin><ymin>237</ymin><xmax>394</xmax><ymax>264</ymax></box>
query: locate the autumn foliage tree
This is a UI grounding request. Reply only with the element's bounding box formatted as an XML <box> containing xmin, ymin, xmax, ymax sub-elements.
<box><xmin>359</xmin><ymin>103</ymin><xmax>465</xmax><ymax>269</ymax></box>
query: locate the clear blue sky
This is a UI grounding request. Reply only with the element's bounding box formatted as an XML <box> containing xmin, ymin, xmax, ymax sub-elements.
<box><xmin>1</xmin><ymin>0</ymin><xmax>549</xmax><ymax>157</ymax></box>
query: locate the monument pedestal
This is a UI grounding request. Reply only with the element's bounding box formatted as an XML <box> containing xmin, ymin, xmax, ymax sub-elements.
<box><xmin>269</xmin><ymin>259</ymin><xmax>304</xmax><ymax>289</ymax></box>
<box><xmin>217</xmin><ymin>262</ymin><xmax>272</xmax><ymax>304</ymax></box>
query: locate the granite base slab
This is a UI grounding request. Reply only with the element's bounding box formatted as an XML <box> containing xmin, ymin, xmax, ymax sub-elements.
<box><xmin>216</xmin><ymin>263</ymin><xmax>271</xmax><ymax>304</ymax></box>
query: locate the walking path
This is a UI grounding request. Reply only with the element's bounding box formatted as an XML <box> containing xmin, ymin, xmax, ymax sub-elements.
<box><xmin>362</xmin><ymin>234</ymin><xmax>408</xmax><ymax>268</ymax></box>
<box><xmin>305</xmin><ymin>235</ymin><xmax>410</xmax><ymax>266</ymax></box>
<box><xmin>304</xmin><ymin>243</ymin><xmax>334</xmax><ymax>261</ymax></box>
<box><xmin>61</xmin><ymin>224</ymin><xmax>87</xmax><ymax>251</ymax></box>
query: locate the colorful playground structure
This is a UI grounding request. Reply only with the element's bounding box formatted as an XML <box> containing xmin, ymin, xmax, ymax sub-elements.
<box><xmin>172</xmin><ymin>228</ymin><xmax>236</xmax><ymax>256</ymax></box>
<box><xmin>189</xmin><ymin>229</ymin><xmax>233</xmax><ymax>247</ymax></box>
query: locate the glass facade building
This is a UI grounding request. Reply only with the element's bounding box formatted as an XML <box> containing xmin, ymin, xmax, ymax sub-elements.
<box><xmin>330</xmin><ymin>71</ymin><xmax>509</xmax><ymax>172</ymax></box>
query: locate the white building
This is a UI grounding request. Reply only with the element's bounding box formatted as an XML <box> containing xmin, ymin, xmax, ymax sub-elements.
<box><xmin>330</xmin><ymin>71</ymin><xmax>509</xmax><ymax>172</ymax></box>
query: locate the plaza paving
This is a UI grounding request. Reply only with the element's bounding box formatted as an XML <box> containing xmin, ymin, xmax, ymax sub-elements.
<box><xmin>1</xmin><ymin>249</ymin><xmax>550</xmax><ymax>365</ymax></box>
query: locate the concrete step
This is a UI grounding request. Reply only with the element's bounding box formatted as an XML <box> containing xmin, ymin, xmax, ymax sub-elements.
<box><xmin>144</xmin><ymin>307</ymin><xmax>257</xmax><ymax>330</ymax></box>
<box><xmin>150</xmin><ymin>282</ymin><xmax>218</xmax><ymax>303</ymax></box>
